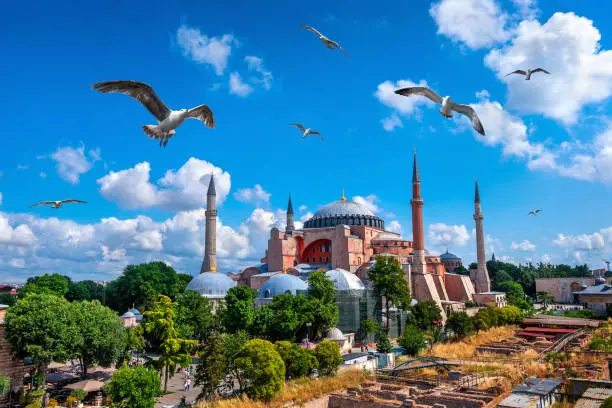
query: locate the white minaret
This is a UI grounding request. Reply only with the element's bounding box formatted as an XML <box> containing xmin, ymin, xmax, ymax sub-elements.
<box><xmin>200</xmin><ymin>175</ymin><xmax>217</xmax><ymax>273</ymax></box>
<box><xmin>473</xmin><ymin>180</ymin><xmax>491</xmax><ymax>293</ymax></box>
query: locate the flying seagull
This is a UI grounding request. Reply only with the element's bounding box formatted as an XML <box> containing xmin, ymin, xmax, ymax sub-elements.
<box><xmin>30</xmin><ymin>199</ymin><xmax>87</xmax><ymax>209</ymax></box>
<box><xmin>506</xmin><ymin>68</ymin><xmax>550</xmax><ymax>80</ymax></box>
<box><xmin>290</xmin><ymin>124</ymin><xmax>323</xmax><ymax>140</ymax></box>
<box><xmin>394</xmin><ymin>87</ymin><xmax>485</xmax><ymax>136</ymax></box>
<box><xmin>528</xmin><ymin>209</ymin><xmax>542</xmax><ymax>216</ymax></box>
<box><xmin>92</xmin><ymin>80</ymin><xmax>215</xmax><ymax>147</ymax></box>
<box><xmin>300</xmin><ymin>25</ymin><xmax>349</xmax><ymax>58</ymax></box>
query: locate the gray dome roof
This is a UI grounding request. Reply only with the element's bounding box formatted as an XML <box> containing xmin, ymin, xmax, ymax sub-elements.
<box><xmin>325</xmin><ymin>269</ymin><xmax>365</xmax><ymax>291</ymax></box>
<box><xmin>325</xmin><ymin>327</ymin><xmax>344</xmax><ymax>341</ymax></box>
<box><xmin>257</xmin><ymin>274</ymin><xmax>308</xmax><ymax>299</ymax></box>
<box><xmin>314</xmin><ymin>200</ymin><xmax>375</xmax><ymax>218</ymax></box>
<box><xmin>440</xmin><ymin>251</ymin><xmax>460</xmax><ymax>260</ymax></box>
<box><xmin>186</xmin><ymin>272</ymin><xmax>236</xmax><ymax>298</ymax></box>
<box><xmin>129</xmin><ymin>308</ymin><xmax>142</xmax><ymax>316</ymax></box>
<box><xmin>121</xmin><ymin>311</ymin><xmax>135</xmax><ymax>318</ymax></box>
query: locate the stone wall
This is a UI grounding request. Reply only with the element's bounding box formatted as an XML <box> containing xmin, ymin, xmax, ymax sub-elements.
<box><xmin>445</xmin><ymin>274</ymin><xmax>475</xmax><ymax>302</ymax></box>
<box><xmin>535</xmin><ymin>278</ymin><xmax>595</xmax><ymax>303</ymax></box>
<box><xmin>0</xmin><ymin>324</ymin><xmax>28</xmax><ymax>400</ymax></box>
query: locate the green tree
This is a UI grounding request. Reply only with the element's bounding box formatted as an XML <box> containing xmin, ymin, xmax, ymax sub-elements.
<box><xmin>71</xmin><ymin>300</ymin><xmax>126</xmax><ymax>376</ymax></box>
<box><xmin>222</xmin><ymin>286</ymin><xmax>258</xmax><ymax>334</ymax></box>
<box><xmin>398</xmin><ymin>326</ymin><xmax>427</xmax><ymax>355</ymax></box>
<box><xmin>375</xmin><ymin>330</ymin><xmax>393</xmax><ymax>354</ymax></box>
<box><xmin>4</xmin><ymin>294</ymin><xmax>78</xmax><ymax>374</ymax></box>
<box><xmin>411</xmin><ymin>301</ymin><xmax>443</xmax><ymax>331</ymax></box>
<box><xmin>0</xmin><ymin>373</ymin><xmax>10</xmax><ymax>396</ymax></box>
<box><xmin>0</xmin><ymin>294</ymin><xmax>16</xmax><ymax>307</ymax></box>
<box><xmin>235</xmin><ymin>339</ymin><xmax>285</xmax><ymax>401</ymax></box>
<box><xmin>118</xmin><ymin>326</ymin><xmax>144</xmax><ymax>367</ymax></box>
<box><xmin>221</xmin><ymin>331</ymin><xmax>250</xmax><ymax>390</ymax></box>
<box><xmin>275</xmin><ymin>341</ymin><xmax>317</xmax><ymax>379</ymax></box>
<box><xmin>104</xmin><ymin>365</ymin><xmax>160</xmax><ymax>408</ymax></box>
<box><xmin>603</xmin><ymin>396</ymin><xmax>612</xmax><ymax>408</ymax></box>
<box><xmin>69</xmin><ymin>388</ymin><xmax>87</xmax><ymax>402</ymax></box>
<box><xmin>66</xmin><ymin>280</ymin><xmax>105</xmax><ymax>302</ymax></box>
<box><xmin>195</xmin><ymin>331</ymin><xmax>227</xmax><ymax>400</ymax></box>
<box><xmin>19</xmin><ymin>274</ymin><xmax>72</xmax><ymax>297</ymax></box>
<box><xmin>261</xmin><ymin>294</ymin><xmax>303</xmax><ymax>341</ymax></box>
<box><xmin>453</xmin><ymin>265</ymin><xmax>470</xmax><ymax>275</ymax></box>
<box><xmin>314</xmin><ymin>340</ymin><xmax>342</xmax><ymax>376</ymax></box>
<box><xmin>368</xmin><ymin>256</ymin><xmax>411</xmax><ymax>331</ymax></box>
<box><xmin>445</xmin><ymin>312</ymin><xmax>474</xmax><ymax>338</ymax></box>
<box><xmin>105</xmin><ymin>262</ymin><xmax>192</xmax><ymax>312</ymax></box>
<box><xmin>142</xmin><ymin>296</ymin><xmax>197</xmax><ymax>392</ymax></box>
<box><xmin>536</xmin><ymin>291</ymin><xmax>555</xmax><ymax>306</ymax></box>
<box><xmin>308</xmin><ymin>270</ymin><xmax>337</xmax><ymax>305</ymax></box>
<box><xmin>175</xmin><ymin>290</ymin><xmax>213</xmax><ymax>341</ymax></box>
<box><xmin>499</xmin><ymin>281</ymin><xmax>529</xmax><ymax>307</ymax></box>
<box><xmin>360</xmin><ymin>319</ymin><xmax>380</xmax><ymax>343</ymax></box>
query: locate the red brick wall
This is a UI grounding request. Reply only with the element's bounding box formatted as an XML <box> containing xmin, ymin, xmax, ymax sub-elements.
<box><xmin>0</xmin><ymin>324</ymin><xmax>28</xmax><ymax>397</ymax></box>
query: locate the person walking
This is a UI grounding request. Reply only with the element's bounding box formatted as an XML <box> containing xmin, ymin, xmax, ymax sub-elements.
<box><xmin>186</xmin><ymin>377</ymin><xmax>191</xmax><ymax>391</ymax></box>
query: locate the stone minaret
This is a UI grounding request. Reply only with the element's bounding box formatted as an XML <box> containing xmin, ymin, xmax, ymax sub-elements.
<box><xmin>473</xmin><ymin>180</ymin><xmax>491</xmax><ymax>293</ymax></box>
<box><xmin>410</xmin><ymin>150</ymin><xmax>426</xmax><ymax>276</ymax></box>
<box><xmin>200</xmin><ymin>174</ymin><xmax>217</xmax><ymax>273</ymax></box>
<box><xmin>286</xmin><ymin>195</ymin><xmax>295</xmax><ymax>234</ymax></box>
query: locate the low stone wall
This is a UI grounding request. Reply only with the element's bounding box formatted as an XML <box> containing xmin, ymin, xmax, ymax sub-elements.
<box><xmin>414</xmin><ymin>394</ymin><xmax>485</xmax><ymax>408</ymax></box>
<box><xmin>328</xmin><ymin>394</ymin><xmax>402</xmax><ymax>408</ymax></box>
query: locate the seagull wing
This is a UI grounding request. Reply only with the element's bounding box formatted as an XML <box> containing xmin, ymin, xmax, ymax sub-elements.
<box><xmin>301</xmin><ymin>25</ymin><xmax>323</xmax><ymax>37</ymax></box>
<box><xmin>506</xmin><ymin>70</ymin><xmax>527</xmax><ymax>76</ymax></box>
<box><xmin>61</xmin><ymin>199</ymin><xmax>87</xmax><ymax>204</ymax></box>
<box><xmin>452</xmin><ymin>103</ymin><xmax>486</xmax><ymax>136</ymax></box>
<box><xmin>532</xmin><ymin>68</ymin><xmax>550</xmax><ymax>75</ymax></box>
<box><xmin>528</xmin><ymin>211</ymin><xmax>535</xmax><ymax>215</ymax></box>
<box><xmin>186</xmin><ymin>104</ymin><xmax>215</xmax><ymax>128</ymax></box>
<box><xmin>337</xmin><ymin>46</ymin><xmax>350</xmax><ymax>58</ymax></box>
<box><xmin>30</xmin><ymin>201</ymin><xmax>56</xmax><ymax>208</ymax></box>
<box><xmin>394</xmin><ymin>87</ymin><xmax>443</xmax><ymax>104</ymax></box>
<box><xmin>92</xmin><ymin>80</ymin><xmax>171</xmax><ymax>122</ymax></box>
<box><xmin>535</xmin><ymin>209</ymin><xmax>542</xmax><ymax>214</ymax></box>
<box><xmin>290</xmin><ymin>123</ymin><xmax>306</xmax><ymax>132</ymax></box>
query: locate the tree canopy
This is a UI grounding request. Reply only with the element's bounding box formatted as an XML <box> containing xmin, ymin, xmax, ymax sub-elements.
<box><xmin>222</xmin><ymin>286</ymin><xmax>258</xmax><ymax>334</ymax></box>
<box><xmin>235</xmin><ymin>339</ymin><xmax>285</xmax><ymax>401</ymax></box>
<box><xmin>20</xmin><ymin>274</ymin><xmax>72</xmax><ymax>297</ymax></box>
<box><xmin>175</xmin><ymin>290</ymin><xmax>214</xmax><ymax>341</ymax></box>
<box><xmin>368</xmin><ymin>256</ymin><xmax>411</xmax><ymax>331</ymax></box>
<box><xmin>398</xmin><ymin>325</ymin><xmax>427</xmax><ymax>355</ymax></box>
<box><xmin>104</xmin><ymin>365</ymin><xmax>160</xmax><ymax>408</ymax></box>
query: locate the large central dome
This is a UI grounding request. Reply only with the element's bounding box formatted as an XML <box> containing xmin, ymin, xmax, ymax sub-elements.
<box><xmin>304</xmin><ymin>192</ymin><xmax>384</xmax><ymax>229</ymax></box>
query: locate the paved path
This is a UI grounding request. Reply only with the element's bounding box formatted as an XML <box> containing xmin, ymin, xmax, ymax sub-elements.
<box><xmin>155</xmin><ymin>366</ymin><xmax>201</xmax><ymax>408</ymax></box>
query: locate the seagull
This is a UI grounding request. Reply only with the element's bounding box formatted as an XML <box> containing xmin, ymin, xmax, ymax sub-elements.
<box><xmin>290</xmin><ymin>124</ymin><xmax>324</xmax><ymax>140</ymax></box>
<box><xmin>528</xmin><ymin>209</ymin><xmax>542</xmax><ymax>216</ymax></box>
<box><xmin>92</xmin><ymin>80</ymin><xmax>215</xmax><ymax>148</ymax></box>
<box><xmin>505</xmin><ymin>68</ymin><xmax>550</xmax><ymax>80</ymax></box>
<box><xmin>300</xmin><ymin>25</ymin><xmax>349</xmax><ymax>58</ymax></box>
<box><xmin>30</xmin><ymin>199</ymin><xmax>87</xmax><ymax>209</ymax></box>
<box><xmin>394</xmin><ymin>87</ymin><xmax>485</xmax><ymax>136</ymax></box>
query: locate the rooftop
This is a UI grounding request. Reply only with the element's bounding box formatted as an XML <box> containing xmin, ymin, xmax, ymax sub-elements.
<box><xmin>185</xmin><ymin>272</ymin><xmax>236</xmax><ymax>298</ymax></box>
<box><xmin>313</xmin><ymin>199</ymin><xmax>375</xmax><ymax>218</ymax></box>
<box><xmin>575</xmin><ymin>283</ymin><xmax>612</xmax><ymax>295</ymax></box>
<box><xmin>513</xmin><ymin>378</ymin><xmax>563</xmax><ymax>396</ymax></box>
<box><xmin>498</xmin><ymin>393</ymin><xmax>540</xmax><ymax>408</ymax></box>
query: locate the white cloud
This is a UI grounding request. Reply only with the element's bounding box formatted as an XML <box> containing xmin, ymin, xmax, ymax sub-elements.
<box><xmin>229</xmin><ymin>72</ymin><xmax>254</xmax><ymax>97</ymax></box>
<box><xmin>428</xmin><ymin>223</ymin><xmax>471</xmax><ymax>247</ymax></box>
<box><xmin>511</xmin><ymin>239</ymin><xmax>536</xmax><ymax>252</ymax></box>
<box><xmin>244</xmin><ymin>56</ymin><xmax>273</xmax><ymax>90</ymax></box>
<box><xmin>541</xmin><ymin>253</ymin><xmax>552</xmax><ymax>263</ymax></box>
<box><xmin>176</xmin><ymin>25</ymin><xmax>236</xmax><ymax>75</ymax></box>
<box><xmin>300</xmin><ymin>212</ymin><xmax>314</xmax><ymax>223</ymax></box>
<box><xmin>553</xmin><ymin>232</ymin><xmax>605</xmax><ymax>251</ymax></box>
<box><xmin>498</xmin><ymin>255</ymin><xmax>518</xmax><ymax>265</ymax></box>
<box><xmin>510</xmin><ymin>0</ymin><xmax>538</xmax><ymax>20</ymax></box>
<box><xmin>381</xmin><ymin>113</ymin><xmax>403</xmax><ymax>132</ymax></box>
<box><xmin>485</xmin><ymin>12</ymin><xmax>612</xmax><ymax>125</ymax></box>
<box><xmin>351</xmin><ymin>195</ymin><xmax>380</xmax><ymax>214</ymax></box>
<box><xmin>17</xmin><ymin>164</ymin><xmax>29</xmax><ymax>170</ymax></box>
<box><xmin>0</xmin><ymin>213</ymin><xmax>37</xmax><ymax>246</ymax></box>
<box><xmin>234</xmin><ymin>184</ymin><xmax>271</xmax><ymax>205</ymax></box>
<box><xmin>298</xmin><ymin>205</ymin><xmax>308</xmax><ymax>212</ymax></box>
<box><xmin>8</xmin><ymin>259</ymin><xmax>26</xmax><ymax>269</ymax></box>
<box><xmin>39</xmin><ymin>172</ymin><xmax>47</xmax><ymax>178</ymax></box>
<box><xmin>429</xmin><ymin>0</ymin><xmax>511</xmax><ymax>49</ymax></box>
<box><xmin>97</xmin><ymin>158</ymin><xmax>231</xmax><ymax>211</ymax></box>
<box><xmin>51</xmin><ymin>145</ymin><xmax>100</xmax><ymax>184</ymax></box>
<box><xmin>101</xmin><ymin>246</ymin><xmax>127</xmax><ymax>262</ymax></box>
<box><xmin>374</xmin><ymin>79</ymin><xmax>434</xmax><ymax>125</ymax></box>
<box><xmin>387</xmin><ymin>220</ymin><xmax>403</xmax><ymax>235</ymax></box>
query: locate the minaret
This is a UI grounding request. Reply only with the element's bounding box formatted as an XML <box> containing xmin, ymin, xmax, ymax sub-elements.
<box><xmin>411</xmin><ymin>150</ymin><xmax>425</xmax><ymax>252</ymax></box>
<box><xmin>200</xmin><ymin>174</ymin><xmax>217</xmax><ymax>273</ymax></box>
<box><xmin>473</xmin><ymin>180</ymin><xmax>491</xmax><ymax>293</ymax></box>
<box><xmin>286</xmin><ymin>195</ymin><xmax>295</xmax><ymax>234</ymax></box>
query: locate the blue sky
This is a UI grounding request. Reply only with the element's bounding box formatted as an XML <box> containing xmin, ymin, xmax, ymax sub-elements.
<box><xmin>1</xmin><ymin>0</ymin><xmax>612</xmax><ymax>281</ymax></box>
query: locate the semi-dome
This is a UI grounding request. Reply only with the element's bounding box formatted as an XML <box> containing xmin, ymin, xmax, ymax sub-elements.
<box><xmin>186</xmin><ymin>272</ymin><xmax>236</xmax><ymax>298</ymax></box>
<box><xmin>304</xmin><ymin>192</ymin><xmax>384</xmax><ymax>229</ymax></box>
<box><xmin>257</xmin><ymin>273</ymin><xmax>308</xmax><ymax>299</ymax></box>
<box><xmin>440</xmin><ymin>250</ymin><xmax>461</xmax><ymax>260</ymax></box>
<box><xmin>325</xmin><ymin>269</ymin><xmax>365</xmax><ymax>290</ymax></box>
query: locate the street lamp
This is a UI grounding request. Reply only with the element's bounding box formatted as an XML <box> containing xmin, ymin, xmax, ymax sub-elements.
<box><xmin>306</xmin><ymin>323</ymin><xmax>312</xmax><ymax>347</ymax></box>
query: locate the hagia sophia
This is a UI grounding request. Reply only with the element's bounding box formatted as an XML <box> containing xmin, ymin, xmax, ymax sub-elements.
<box><xmin>186</xmin><ymin>151</ymin><xmax>501</xmax><ymax>334</ymax></box>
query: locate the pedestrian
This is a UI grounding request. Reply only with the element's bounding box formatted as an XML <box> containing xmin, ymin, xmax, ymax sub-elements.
<box><xmin>186</xmin><ymin>377</ymin><xmax>191</xmax><ymax>391</ymax></box>
<box><xmin>183</xmin><ymin>379</ymin><xmax>188</xmax><ymax>392</ymax></box>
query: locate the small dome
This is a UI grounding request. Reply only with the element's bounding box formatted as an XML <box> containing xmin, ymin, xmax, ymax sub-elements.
<box><xmin>257</xmin><ymin>274</ymin><xmax>308</xmax><ymax>299</ymax></box>
<box><xmin>121</xmin><ymin>311</ymin><xmax>135</xmax><ymax>318</ymax></box>
<box><xmin>129</xmin><ymin>308</ymin><xmax>142</xmax><ymax>316</ymax></box>
<box><xmin>186</xmin><ymin>272</ymin><xmax>236</xmax><ymax>298</ymax></box>
<box><xmin>325</xmin><ymin>269</ymin><xmax>365</xmax><ymax>290</ymax></box>
<box><xmin>440</xmin><ymin>250</ymin><xmax>460</xmax><ymax>260</ymax></box>
<box><xmin>325</xmin><ymin>327</ymin><xmax>344</xmax><ymax>341</ymax></box>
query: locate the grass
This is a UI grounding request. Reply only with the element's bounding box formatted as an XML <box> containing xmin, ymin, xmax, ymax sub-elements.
<box><xmin>196</xmin><ymin>369</ymin><xmax>366</xmax><ymax>408</ymax></box>
<box><xmin>418</xmin><ymin>326</ymin><xmax>517</xmax><ymax>360</ymax></box>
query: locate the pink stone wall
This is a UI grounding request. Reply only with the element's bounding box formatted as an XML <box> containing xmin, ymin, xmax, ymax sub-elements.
<box><xmin>445</xmin><ymin>273</ymin><xmax>476</xmax><ymax>302</ymax></box>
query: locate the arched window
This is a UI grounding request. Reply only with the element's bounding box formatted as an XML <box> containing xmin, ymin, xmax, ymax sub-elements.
<box><xmin>326</xmin><ymin>256</ymin><xmax>329</xmax><ymax>263</ymax></box>
<box><xmin>306</xmin><ymin>257</ymin><xmax>310</xmax><ymax>263</ymax></box>
<box><xmin>319</xmin><ymin>256</ymin><xmax>322</xmax><ymax>263</ymax></box>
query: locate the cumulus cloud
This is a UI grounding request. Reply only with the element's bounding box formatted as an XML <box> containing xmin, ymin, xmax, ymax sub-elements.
<box><xmin>552</xmin><ymin>226</ymin><xmax>612</xmax><ymax>264</ymax></box>
<box><xmin>428</xmin><ymin>223</ymin><xmax>471</xmax><ymax>247</ymax></box>
<box><xmin>0</xmin><ymin>213</ymin><xmax>37</xmax><ymax>246</ymax></box>
<box><xmin>510</xmin><ymin>0</ymin><xmax>538</xmax><ymax>19</ymax></box>
<box><xmin>485</xmin><ymin>12</ymin><xmax>612</xmax><ymax>125</ymax></box>
<box><xmin>244</xmin><ymin>56</ymin><xmax>273</xmax><ymax>90</ymax></box>
<box><xmin>381</xmin><ymin>114</ymin><xmax>403</xmax><ymax>132</ymax></box>
<box><xmin>175</xmin><ymin>25</ymin><xmax>236</xmax><ymax>75</ymax></box>
<box><xmin>429</xmin><ymin>0</ymin><xmax>511</xmax><ymax>49</ymax></box>
<box><xmin>351</xmin><ymin>195</ymin><xmax>380</xmax><ymax>214</ymax></box>
<box><xmin>374</xmin><ymin>79</ymin><xmax>434</xmax><ymax>127</ymax></box>
<box><xmin>300</xmin><ymin>212</ymin><xmax>314</xmax><ymax>223</ymax></box>
<box><xmin>229</xmin><ymin>72</ymin><xmax>254</xmax><ymax>97</ymax></box>
<box><xmin>387</xmin><ymin>220</ymin><xmax>403</xmax><ymax>235</ymax></box>
<box><xmin>511</xmin><ymin>239</ymin><xmax>536</xmax><ymax>252</ymax></box>
<box><xmin>234</xmin><ymin>184</ymin><xmax>271</xmax><ymax>205</ymax></box>
<box><xmin>298</xmin><ymin>205</ymin><xmax>308</xmax><ymax>212</ymax></box>
<box><xmin>51</xmin><ymin>145</ymin><xmax>100</xmax><ymax>184</ymax></box>
<box><xmin>97</xmin><ymin>158</ymin><xmax>231</xmax><ymax>211</ymax></box>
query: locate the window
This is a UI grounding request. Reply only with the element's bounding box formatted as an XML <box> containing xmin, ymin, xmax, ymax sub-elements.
<box><xmin>312</xmin><ymin>248</ymin><xmax>316</xmax><ymax>254</ymax></box>
<box><xmin>265</xmin><ymin>289</ymin><xmax>271</xmax><ymax>298</ymax></box>
<box><xmin>306</xmin><ymin>257</ymin><xmax>310</xmax><ymax>263</ymax></box>
<box><xmin>325</xmin><ymin>242</ymin><xmax>330</xmax><ymax>252</ymax></box>
<box><xmin>326</xmin><ymin>256</ymin><xmax>329</xmax><ymax>262</ymax></box>
<box><xmin>320</xmin><ymin>245</ymin><xmax>323</xmax><ymax>252</ymax></box>
<box><xmin>319</xmin><ymin>256</ymin><xmax>322</xmax><ymax>263</ymax></box>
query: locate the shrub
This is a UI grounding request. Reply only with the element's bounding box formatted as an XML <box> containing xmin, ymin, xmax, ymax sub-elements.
<box><xmin>314</xmin><ymin>340</ymin><xmax>342</xmax><ymax>376</ymax></box>
<box><xmin>375</xmin><ymin>330</ymin><xmax>393</xmax><ymax>354</ymax></box>
<box><xmin>48</xmin><ymin>399</ymin><xmax>59</xmax><ymax>407</ymax></box>
<box><xmin>398</xmin><ymin>326</ymin><xmax>427</xmax><ymax>356</ymax></box>
<box><xmin>65</xmin><ymin>396</ymin><xmax>77</xmax><ymax>407</ymax></box>
<box><xmin>446</xmin><ymin>312</ymin><xmax>474</xmax><ymax>338</ymax></box>
<box><xmin>275</xmin><ymin>341</ymin><xmax>318</xmax><ymax>379</ymax></box>
<box><xmin>602</xmin><ymin>396</ymin><xmax>612</xmax><ymax>408</ymax></box>
<box><xmin>69</xmin><ymin>388</ymin><xmax>87</xmax><ymax>401</ymax></box>
<box><xmin>104</xmin><ymin>365</ymin><xmax>161</xmax><ymax>408</ymax></box>
<box><xmin>25</xmin><ymin>389</ymin><xmax>44</xmax><ymax>405</ymax></box>
<box><xmin>235</xmin><ymin>339</ymin><xmax>285</xmax><ymax>401</ymax></box>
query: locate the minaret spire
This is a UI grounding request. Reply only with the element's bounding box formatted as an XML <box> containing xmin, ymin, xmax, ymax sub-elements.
<box><xmin>201</xmin><ymin>174</ymin><xmax>217</xmax><ymax>273</ymax></box>
<box><xmin>411</xmin><ymin>149</ymin><xmax>424</xmax><ymax>251</ymax></box>
<box><xmin>412</xmin><ymin>149</ymin><xmax>420</xmax><ymax>182</ymax></box>
<box><xmin>286</xmin><ymin>194</ymin><xmax>295</xmax><ymax>234</ymax></box>
<box><xmin>473</xmin><ymin>178</ymin><xmax>490</xmax><ymax>293</ymax></box>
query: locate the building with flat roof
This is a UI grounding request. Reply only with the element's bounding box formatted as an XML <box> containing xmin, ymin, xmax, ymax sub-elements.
<box><xmin>498</xmin><ymin>378</ymin><xmax>563</xmax><ymax>408</ymax></box>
